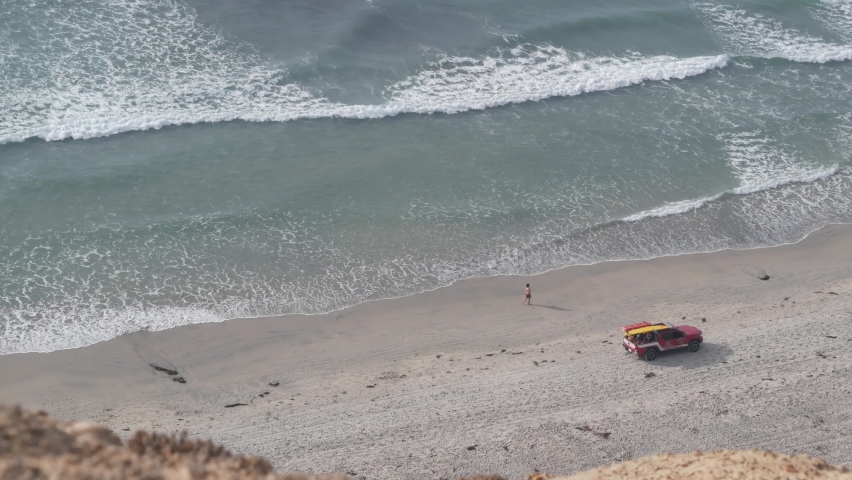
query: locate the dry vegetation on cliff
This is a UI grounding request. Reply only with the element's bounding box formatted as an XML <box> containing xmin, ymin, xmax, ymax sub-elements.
<box><xmin>0</xmin><ymin>405</ymin><xmax>345</xmax><ymax>480</ymax></box>
<box><xmin>535</xmin><ymin>450</ymin><xmax>852</xmax><ymax>480</ymax></box>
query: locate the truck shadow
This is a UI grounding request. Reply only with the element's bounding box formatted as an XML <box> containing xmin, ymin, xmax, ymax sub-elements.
<box><xmin>645</xmin><ymin>342</ymin><xmax>734</xmax><ymax>369</ymax></box>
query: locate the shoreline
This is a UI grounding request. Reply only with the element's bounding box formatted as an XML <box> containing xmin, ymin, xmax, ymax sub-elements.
<box><xmin>1</xmin><ymin>223</ymin><xmax>851</xmax><ymax>478</ymax></box>
<box><xmin>6</xmin><ymin>211</ymin><xmax>849</xmax><ymax>357</ymax></box>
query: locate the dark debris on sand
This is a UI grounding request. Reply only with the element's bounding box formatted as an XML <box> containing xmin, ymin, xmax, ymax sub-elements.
<box><xmin>149</xmin><ymin>364</ymin><xmax>178</xmax><ymax>376</ymax></box>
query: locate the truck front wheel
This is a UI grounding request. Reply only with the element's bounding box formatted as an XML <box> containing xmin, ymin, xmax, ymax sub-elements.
<box><xmin>644</xmin><ymin>349</ymin><xmax>658</xmax><ymax>361</ymax></box>
<box><xmin>688</xmin><ymin>341</ymin><xmax>700</xmax><ymax>353</ymax></box>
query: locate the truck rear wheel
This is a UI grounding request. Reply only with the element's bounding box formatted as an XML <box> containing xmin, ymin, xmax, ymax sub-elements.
<box><xmin>688</xmin><ymin>341</ymin><xmax>700</xmax><ymax>353</ymax></box>
<box><xmin>644</xmin><ymin>349</ymin><xmax>658</xmax><ymax>361</ymax></box>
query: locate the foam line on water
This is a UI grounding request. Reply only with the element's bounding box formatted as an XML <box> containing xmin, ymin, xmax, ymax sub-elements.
<box><xmin>725</xmin><ymin>131</ymin><xmax>840</xmax><ymax>194</ymax></box>
<box><xmin>0</xmin><ymin>0</ymin><xmax>728</xmax><ymax>144</ymax></box>
<box><xmin>622</xmin><ymin>194</ymin><xmax>724</xmax><ymax>222</ymax></box>
<box><xmin>694</xmin><ymin>3</ymin><xmax>852</xmax><ymax>63</ymax></box>
<box><xmin>622</xmin><ymin>131</ymin><xmax>841</xmax><ymax>223</ymax></box>
<box><xmin>383</xmin><ymin>47</ymin><xmax>729</xmax><ymax>115</ymax></box>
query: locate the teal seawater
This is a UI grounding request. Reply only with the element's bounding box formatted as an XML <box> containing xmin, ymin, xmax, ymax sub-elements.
<box><xmin>2</xmin><ymin>0</ymin><xmax>852</xmax><ymax>353</ymax></box>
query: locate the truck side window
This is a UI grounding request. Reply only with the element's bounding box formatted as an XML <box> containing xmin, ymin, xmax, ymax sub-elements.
<box><xmin>673</xmin><ymin>331</ymin><xmax>684</xmax><ymax>339</ymax></box>
<box><xmin>660</xmin><ymin>332</ymin><xmax>674</xmax><ymax>340</ymax></box>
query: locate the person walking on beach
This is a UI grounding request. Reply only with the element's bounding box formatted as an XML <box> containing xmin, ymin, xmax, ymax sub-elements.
<box><xmin>522</xmin><ymin>283</ymin><xmax>531</xmax><ymax>305</ymax></box>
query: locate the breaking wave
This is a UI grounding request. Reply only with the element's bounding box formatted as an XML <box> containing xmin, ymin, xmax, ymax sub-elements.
<box><xmin>383</xmin><ymin>48</ymin><xmax>728</xmax><ymax>115</ymax></box>
<box><xmin>694</xmin><ymin>3</ymin><xmax>852</xmax><ymax>63</ymax></box>
<box><xmin>0</xmin><ymin>0</ymin><xmax>727</xmax><ymax>144</ymax></box>
<box><xmin>624</xmin><ymin>131</ymin><xmax>841</xmax><ymax>222</ymax></box>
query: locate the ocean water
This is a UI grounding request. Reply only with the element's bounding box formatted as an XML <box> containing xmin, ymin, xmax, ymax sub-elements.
<box><xmin>2</xmin><ymin>0</ymin><xmax>852</xmax><ymax>354</ymax></box>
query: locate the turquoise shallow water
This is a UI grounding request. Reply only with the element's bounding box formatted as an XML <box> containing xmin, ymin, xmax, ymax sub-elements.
<box><xmin>2</xmin><ymin>0</ymin><xmax>852</xmax><ymax>353</ymax></box>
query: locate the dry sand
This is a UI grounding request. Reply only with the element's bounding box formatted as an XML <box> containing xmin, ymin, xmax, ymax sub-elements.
<box><xmin>5</xmin><ymin>404</ymin><xmax>848</xmax><ymax>480</ymax></box>
<box><xmin>1</xmin><ymin>224</ymin><xmax>851</xmax><ymax>479</ymax></box>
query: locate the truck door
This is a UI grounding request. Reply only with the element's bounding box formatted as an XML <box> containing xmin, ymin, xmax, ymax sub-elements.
<box><xmin>658</xmin><ymin>331</ymin><xmax>677</xmax><ymax>350</ymax></box>
<box><xmin>672</xmin><ymin>329</ymin><xmax>687</xmax><ymax>348</ymax></box>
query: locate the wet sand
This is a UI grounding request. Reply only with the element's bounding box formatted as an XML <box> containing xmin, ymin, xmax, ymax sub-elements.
<box><xmin>1</xmin><ymin>224</ymin><xmax>851</xmax><ymax>479</ymax></box>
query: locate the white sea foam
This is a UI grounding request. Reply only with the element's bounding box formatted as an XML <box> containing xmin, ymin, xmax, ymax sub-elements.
<box><xmin>622</xmin><ymin>131</ymin><xmax>841</xmax><ymax>223</ymax></box>
<box><xmin>725</xmin><ymin>131</ymin><xmax>840</xmax><ymax>194</ymax></box>
<box><xmin>0</xmin><ymin>0</ymin><xmax>727</xmax><ymax>143</ymax></box>
<box><xmin>383</xmin><ymin>47</ymin><xmax>728</xmax><ymax>115</ymax></box>
<box><xmin>694</xmin><ymin>3</ymin><xmax>852</xmax><ymax>63</ymax></box>
<box><xmin>813</xmin><ymin>0</ymin><xmax>852</xmax><ymax>43</ymax></box>
<box><xmin>622</xmin><ymin>194</ymin><xmax>724</xmax><ymax>222</ymax></box>
<box><xmin>0</xmin><ymin>304</ymin><xmax>228</xmax><ymax>355</ymax></box>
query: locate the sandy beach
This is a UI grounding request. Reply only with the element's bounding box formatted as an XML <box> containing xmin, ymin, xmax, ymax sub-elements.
<box><xmin>1</xmin><ymin>224</ymin><xmax>851</xmax><ymax>479</ymax></box>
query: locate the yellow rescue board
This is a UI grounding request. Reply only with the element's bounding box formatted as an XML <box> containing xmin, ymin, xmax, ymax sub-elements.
<box><xmin>625</xmin><ymin>323</ymin><xmax>670</xmax><ymax>336</ymax></box>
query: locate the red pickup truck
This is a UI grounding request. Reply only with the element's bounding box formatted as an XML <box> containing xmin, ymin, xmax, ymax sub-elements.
<box><xmin>622</xmin><ymin>322</ymin><xmax>703</xmax><ymax>361</ymax></box>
